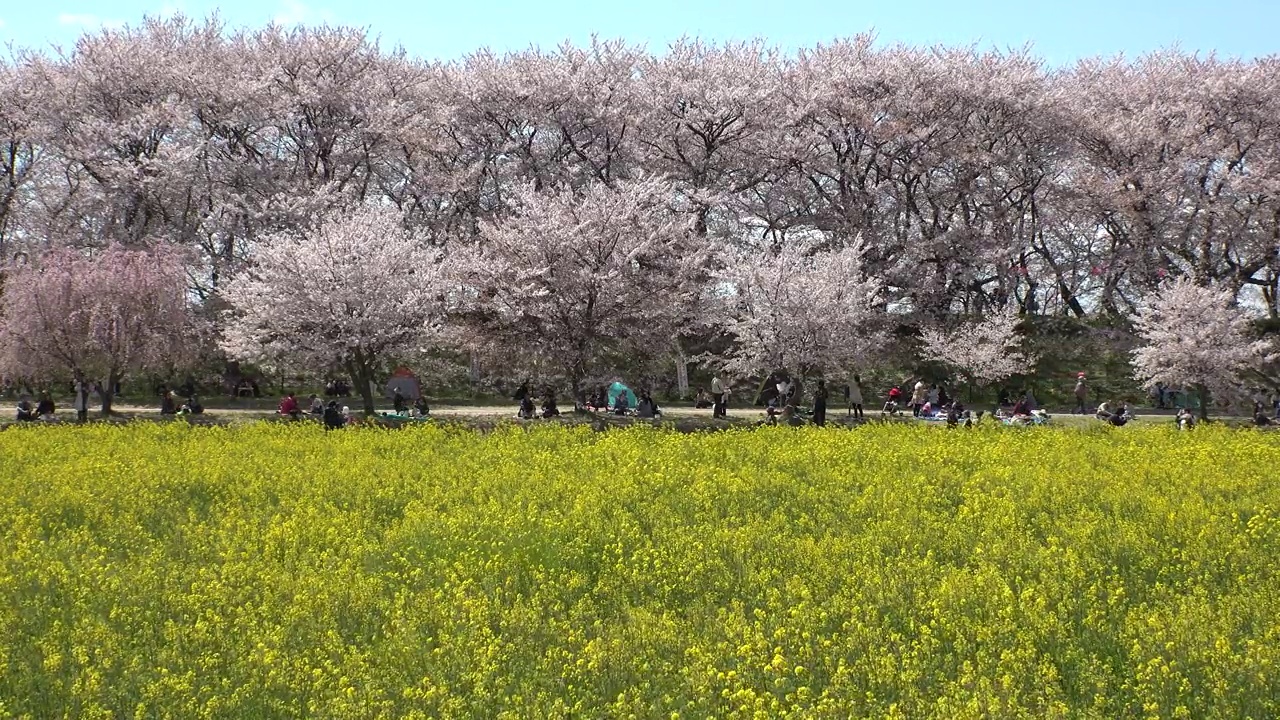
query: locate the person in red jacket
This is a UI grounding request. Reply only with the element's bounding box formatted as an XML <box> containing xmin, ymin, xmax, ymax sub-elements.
<box><xmin>278</xmin><ymin>393</ymin><xmax>301</xmax><ymax>419</ymax></box>
<box><xmin>884</xmin><ymin>385</ymin><xmax>902</xmax><ymax>415</ymax></box>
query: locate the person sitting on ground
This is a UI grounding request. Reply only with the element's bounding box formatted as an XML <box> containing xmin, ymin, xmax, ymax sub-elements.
<box><xmin>16</xmin><ymin>397</ymin><xmax>36</xmax><ymax>422</ymax></box>
<box><xmin>1253</xmin><ymin>410</ymin><xmax>1272</xmax><ymax>427</ymax></box>
<box><xmin>323</xmin><ymin>401</ymin><xmax>345</xmax><ymax>430</ymax></box>
<box><xmin>765</xmin><ymin>395</ymin><xmax>781</xmax><ymax>423</ymax></box>
<box><xmin>637</xmin><ymin>392</ymin><xmax>661</xmax><ymax>419</ymax></box>
<box><xmin>414</xmin><ymin>396</ymin><xmax>430</xmax><ymax>418</ymax></box>
<box><xmin>1175</xmin><ymin>407</ymin><xmax>1195</xmax><ymax>431</ymax></box>
<box><xmin>946</xmin><ymin>403</ymin><xmax>961</xmax><ymax>428</ymax></box>
<box><xmin>309</xmin><ymin>394</ymin><xmax>324</xmax><ymax>415</ymax></box>
<box><xmin>160</xmin><ymin>390</ymin><xmax>178</xmax><ymax>416</ymax></box>
<box><xmin>780</xmin><ymin>403</ymin><xmax>805</xmax><ymax>427</ymax></box>
<box><xmin>694</xmin><ymin>388</ymin><xmax>713</xmax><ymax>409</ymax></box>
<box><xmin>35</xmin><ymin>392</ymin><xmax>56</xmax><ymax>421</ymax></box>
<box><xmin>1108</xmin><ymin>402</ymin><xmax>1130</xmax><ymax>427</ymax></box>
<box><xmin>1011</xmin><ymin>396</ymin><xmax>1030</xmax><ymax>417</ymax></box>
<box><xmin>392</xmin><ymin>388</ymin><xmax>407</xmax><ymax>414</ymax></box>
<box><xmin>278</xmin><ymin>393</ymin><xmax>301</xmax><ymax>419</ymax></box>
<box><xmin>613</xmin><ymin>391</ymin><xmax>630</xmax><ymax>415</ymax></box>
<box><xmin>517</xmin><ymin>395</ymin><xmax>536</xmax><ymax>419</ymax></box>
<box><xmin>181</xmin><ymin>395</ymin><xmax>204</xmax><ymax>415</ymax></box>
<box><xmin>541</xmin><ymin>394</ymin><xmax>561</xmax><ymax>419</ymax></box>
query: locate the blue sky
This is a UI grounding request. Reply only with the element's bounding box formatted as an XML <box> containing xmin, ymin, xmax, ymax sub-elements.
<box><xmin>1</xmin><ymin>0</ymin><xmax>1277</xmax><ymax>64</ymax></box>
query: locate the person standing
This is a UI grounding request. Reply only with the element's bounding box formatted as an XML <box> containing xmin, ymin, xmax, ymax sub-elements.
<box><xmin>813</xmin><ymin>380</ymin><xmax>828</xmax><ymax>427</ymax></box>
<box><xmin>711</xmin><ymin>374</ymin><xmax>726</xmax><ymax>419</ymax></box>
<box><xmin>847</xmin><ymin>374</ymin><xmax>864</xmax><ymax>419</ymax></box>
<box><xmin>1074</xmin><ymin>373</ymin><xmax>1088</xmax><ymax>414</ymax></box>
<box><xmin>73</xmin><ymin>377</ymin><xmax>89</xmax><ymax>423</ymax></box>
<box><xmin>911</xmin><ymin>380</ymin><xmax>927</xmax><ymax>417</ymax></box>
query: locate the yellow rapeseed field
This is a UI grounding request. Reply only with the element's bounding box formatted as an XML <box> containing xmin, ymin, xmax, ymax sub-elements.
<box><xmin>0</xmin><ymin>422</ymin><xmax>1277</xmax><ymax>718</ymax></box>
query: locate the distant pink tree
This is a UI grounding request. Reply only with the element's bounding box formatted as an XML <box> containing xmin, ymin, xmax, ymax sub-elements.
<box><xmin>0</xmin><ymin>244</ymin><xmax>194</xmax><ymax>414</ymax></box>
<box><xmin>219</xmin><ymin>203</ymin><xmax>447</xmax><ymax>417</ymax></box>
<box><xmin>711</xmin><ymin>235</ymin><xmax>883</xmax><ymax>382</ymax></box>
<box><xmin>451</xmin><ymin>178</ymin><xmax>708</xmax><ymax>402</ymax></box>
<box><xmin>919</xmin><ymin>306</ymin><xmax>1036</xmax><ymax>393</ymax></box>
<box><xmin>1131</xmin><ymin>278</ymin><xmax>1275</xmax><ymax>419</ymax></box>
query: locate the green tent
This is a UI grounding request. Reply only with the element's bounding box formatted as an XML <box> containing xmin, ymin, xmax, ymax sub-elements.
<box><xmin>607</xmin><ymin>382</ymin><xmax>637</xmax><ymax>409</ymax></box>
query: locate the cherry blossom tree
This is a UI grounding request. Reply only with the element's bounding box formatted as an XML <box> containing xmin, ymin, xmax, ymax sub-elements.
<box><xmin>220</xmin><ymin>203</ymin><xmax>447</xmax><ymax>416</ymax></box>
<box><xmin>451</xmin><ymin>177</ymin><xmax>708</xmax><ymax>403</ymax></box>
<box><xmin>1131</xmin><ymin>278</ymin><xmax>1275</xmax><ymax>419</ymax></box>
<box><xmin>919</xmin><ymin>306</ymin><xmax>1036</xmax><ymax>393</ymax></box>
<box><xmin>711</xmin><ymin>233</ymin><xmax>883</xmax><ymax>382</ymax></box>
<box><xmin>0</xmin><ymin>57</ymin><xmax>42</xmax><ymax>264</ymax></box>
<box><xmin>5</xmin><ymin>21</ymin><xmax>1280</xmax><ymax>398</ymax></box>
<box><xmin>0</xmin><ymin>244</ymin><xmax>195</xmax><ymax>414</ymax></box>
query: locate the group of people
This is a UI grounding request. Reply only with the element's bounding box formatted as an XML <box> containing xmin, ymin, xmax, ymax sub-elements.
<box><xmin>882</xmin><ymin>380</ymin><xmax>965</xmax><ymax>418</ymax></box>
<box><xmin>15</xmin><ymin>380</ymin><xmax>111</xmax><ymax>423</ymax></box>
<box><xmin>159</xmin><ymin>387</ymin><xmax>204</xmax><ymax>416</ymax></box>
<box><xmin>390</xmin><ymin>388</ymin><xmax>431</xmax><ymax>418</ymax></box>
<box><xmin>517</xmin><ymin>393</ymin><xmax>561</xmax><ymax>419</ymax></box>
<box><xmin>577</xmin><ymin>385</ymin><xmax>663</xmax><ymax>418</ymax></box>
<box><xmin>763</xmin><ymin>376</ymin><xmax>834</xmax><ymax>426</ymax></box>
<box><xmin>14</xmin><ymin>393</ymin><xmax>57</xmax><ymax>422</ymax></box>
<box><xmin>277</xmin><ymin>392</ymin><xmax>359</xmax><ymax>429</ymax></box>
<box><xmin>510</xmin><ymin>381</ymin><xmax>563</xmax><ymax>420</ymax></box>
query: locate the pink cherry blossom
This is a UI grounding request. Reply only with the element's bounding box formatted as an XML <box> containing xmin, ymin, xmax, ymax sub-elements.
<box><xmin>220</xmin><ymin>202</ymin><xmax>447</xmax><ymax>416</ymax></box>
<box><xmin>1131</xmin><ymin>277</ymin><xmax>1276</xmax><ymax>418</ymax></box>
<box><xmin>0</xmin><ymin>244</ymin><xmax>195</xmax><ymax>414</ymax></box>
<box><xmin>710</xmin><ymin>233</ymin><xmax>883</xmax><ymax>381</ymax></box>
<box><xmin>920</xmin><ymin>306</ymin><xmax>1036</xmax><ymax>387</ymax></box>
<box><xmin>450</xmin><ymin>177</ymin><xmax>708</xmax><ymax>402</ymax></box>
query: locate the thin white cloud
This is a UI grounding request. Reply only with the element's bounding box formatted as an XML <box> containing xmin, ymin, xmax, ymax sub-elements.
<box><xmin>157</xmin><ymin>1</ymin><xmax>186</xmax><ymax>19</ymax></box>
<box><xmin>57</xmin><ymin>13</ymin><xmax>124</xmax><ymax>29</ymax></box>
<box><xmin>57</xmin><ymin>13</ymin><xmax>96</xmax><ymax>26</ymax></box>
<box><xmin>274</xmin><ymin>0</ymin><xmax>334</xmax><ymax>26</ymax></box>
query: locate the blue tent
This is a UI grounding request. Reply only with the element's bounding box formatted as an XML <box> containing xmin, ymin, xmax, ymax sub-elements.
<box><xmin>607</xmin><ymin>381</ymin><xmax>637</xmax><ymax>409</ymax></box>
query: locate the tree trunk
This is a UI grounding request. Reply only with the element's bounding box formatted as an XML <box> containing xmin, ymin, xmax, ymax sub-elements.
<box><xmin>570</xmin><ymin>374</ymin><xmax>583</xmax><ymax>408</ymax></box>
<box><xmin>347</xmin><ymin>354</ymin><xmax>378</xmax><ymax>417</ymax></box>
<box><xmin>1194</xmin><ymin>382</ymin><xmax>1210</xmax><ymax>421</ymax></box>
<box><xmin>674</xmin><ymin>341</ymin><xmax>689</xmax><ymax>399</ymax></box>
<box><xmin>99</xmin><ymin>372</ymin><xmax>120</xmax><ymax>416</ymax></box>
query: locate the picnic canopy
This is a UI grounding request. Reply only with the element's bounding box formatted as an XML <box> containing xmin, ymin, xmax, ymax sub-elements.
<box><xmin>384</xmin><ymin>367</ymin><xmax>421</xmax><ymax>400</ymax></box>
<box><xmin>607</xmin><ymin>381</ymin><xmax>637</xmax><ymax>408</ymax></box>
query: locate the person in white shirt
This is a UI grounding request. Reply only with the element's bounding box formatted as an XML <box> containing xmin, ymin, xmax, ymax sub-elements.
<box><xmin>710</xmin><ymin>375</ymin><xmax>727</xmax><ymax>418</ymax></box>
<box><xmin>846</xmin><ymin>374</ymin><xmax>864</xmax><ymax>419</ymax></box>
<box><xmin>911</xmin><ymin>381</ymin><xmax>927</xmax><ymax>417</ymax></box>
<box><xmin>73</xmin><ymin>379</ymin><xmax>89</xmax><ymax>423</ymax></box>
